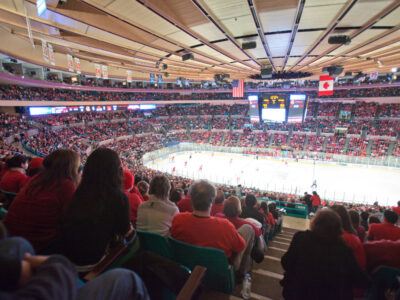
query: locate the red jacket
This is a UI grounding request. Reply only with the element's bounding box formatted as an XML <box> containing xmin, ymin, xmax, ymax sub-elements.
<box><xmin>0</xmin><ymin>169</ymin><xmax>28</xmax><ymax>193</ymax></box>
<box><xmin>210</xmin><ymin>203</ymin><xmax>224</xmax><ymax>216</ymax></box>
<box><xmin>368</xmin><ymin>222</ymin><xmax>400</xmax><ymax>241</ymax></box>
<box><xmin>342</xmin><ymin>231</ymin><xmax>366</xmax><ymax>270</ymax></box>
<box><xmin>4</xmin><ymin>178</ymin><xmax>76</xmax><ymax>251</ymax></box>
<box><xmin>177</xmin><ymin>196</ymin><xmax>193</xmax><ymax>212</ymax></box>
<box><xmin>311</xmin><ymin>195</ymin><xmax>321</xmax><ymax>207</ymax></box>
<box><xmin>125</xmin><ymin>189</ymin><xmax>143</xmax><ymax>225</ymax></box>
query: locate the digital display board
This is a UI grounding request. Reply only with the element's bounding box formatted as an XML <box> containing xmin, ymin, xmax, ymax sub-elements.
<box><xmin>29</xmin><ymin>106</ymin><xmax>68</xmax><ymax>116</ymax></box>
<box><xmin>261</xmin><ymin>94</ymin><xmax>287</xmax><ymax>122</ymax></box>
<box><xmin>287</xmin><ymin>94</ymin><xmax>307</xmax><ymax>123</ymax></box>
<box><xmin>248</xmin><ymin>95</ymin><xmax>260</xmax><ymax>123</ymax></box>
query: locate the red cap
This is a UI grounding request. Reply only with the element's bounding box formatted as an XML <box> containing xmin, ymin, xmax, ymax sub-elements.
<box><xmin>123</xmin><ymin>169</ymin><xmax>135</xmax><ymax>191</ymax></box>
<box><xmin>29</xmin><ymin>157</ymin><xmax>44</xmax><ymax>170</ymax></box>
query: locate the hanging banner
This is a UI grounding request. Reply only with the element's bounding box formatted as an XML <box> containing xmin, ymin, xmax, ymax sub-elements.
<box><xmin>41</xmin><ymin>40</ymin><xmax>49</xmax><ymax>62</ymax></box>
<box><xmin>149</xmin><ymin>73</ymin><xmax>155</xmax><ymax>84</ymax></box>
<box><xmin>67</xmin><ymin>54</ymin><xmax>74</xmax><ymax>72</ymax></box>
<box><xmin>74</xmin><ymin>57</ymin><xmax>81</xmax><ymax>74</ymax></box>
<box><xmin>157</xmin><ymin>74</ymin><xmax>163</xmax><ymax>85</ymax></box>
<box><xmin>94</xmin><ymin>64</ymin><xmax>101</xmax><ymax>78</ymax></box>
<box><xmin>101</xmin><ymin>65</ymin><xmax>108</xmax><ymax>79</ymax></box>
<box><xmin>48</xmin><ymin>43</ymin><xmax>55</xmax><ymax>66</ymax></box>
<box><xmin>126</xmin><ymin>70</ymin><xmax>132</xmax><ymax>83</ymax></box>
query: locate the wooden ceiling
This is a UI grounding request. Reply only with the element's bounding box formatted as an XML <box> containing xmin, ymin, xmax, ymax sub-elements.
<box><xmin>0</xmin><ymin>0</ymin><xmax>400</xmax><ymax>80</ymax></box>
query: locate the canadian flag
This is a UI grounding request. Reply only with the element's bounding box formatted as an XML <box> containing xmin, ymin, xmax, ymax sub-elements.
<box><xmin>318</xmin><ymin>75</ymin><xmax>334</xmax><ymax>96</ymax></box>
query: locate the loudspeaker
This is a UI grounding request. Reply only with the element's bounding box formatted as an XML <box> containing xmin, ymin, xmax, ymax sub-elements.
<box><xmin>261</xmin><ymin>67</ymin><xmax>272</xmax><ymax>79</ymax></box>
<box><xmin>323</xmin><ymin>66</ymin><xmax>343</xmax><ymax>76</ymax></box>
<box><xmin>182</xmin><ymin>53</ymin><xmax>194</xmax><ymax>61</ymax></box>
<box><xmin>328</xmin><ymin>35</ymin><xmax>351</xmax><ymax>45</ymax></box>
<box><xmin>162</xmin><ymin>64</ymin><xmax>168</xmax><ymax>70</ymax></box>
<box><xmin>242</xmin><ymin>41</ymin><xmax>257</xmax><ymax>50</ymax></box>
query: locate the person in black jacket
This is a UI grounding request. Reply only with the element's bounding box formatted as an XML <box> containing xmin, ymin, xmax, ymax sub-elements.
<box><xmin>281</xmin><ymin>208</ymin><xmax>368</xmax><ymax>300</ymax></box>
<box><xmin>59</xmin><ymin>148</ymin><xmax>130</xmax><ymax>271</ymax></box>
<box><xmin>240</xmin><ymin>194</ymin><xmax>265</xmax><ymax>227</ymax></box>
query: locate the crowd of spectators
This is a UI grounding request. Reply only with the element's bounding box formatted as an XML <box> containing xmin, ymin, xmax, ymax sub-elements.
<box><xmin>3</xmin><ymin>84</ymin><xmax>400</xmax><ymax>102</ymax></box>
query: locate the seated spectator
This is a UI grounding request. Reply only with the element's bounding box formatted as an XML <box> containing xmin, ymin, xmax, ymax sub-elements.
<box><xmin>360</xmin><ymin>211</ymin><xmax>370</xmax><ymax>231</ymax></box>
<box><xmin>4</xmin><ymin>150</ymin><xmax>80</xmax><ymax>253</ymax></box>
<box><xmin>170</xmin><ymin>188</ymin><xmax>183</xmax><ymax>204</ymax></box>
<box><xmin>137</xmin><ymin>180</ymin><xmax>150</xmax><ymax>201</ymax></box>
<box><xmin>123</xmin><ymin>169</ymin><xmax>142</xmax><ymax>225</ymax></box>
<box><xmin>367</xmin><ymin>210</ymin><xmax>400</xmax><ymax>241</ymax></box>
<box><xmin>240</xmin><ymin>194</ymin><xmax>265</xmax><ymax>226</ymax></box>
<box><xmin>281</xmin><ymin>208</ymin><xmax>368</xmax><ymax>300</ymax></box>
<box><xmin>26</xmin><ymin>157</ymin><xmax>44</xmax><ymax>177</ymax></box>
<box><xmin>331</xmin><ymin>205</ymin><xmax>366</xmax><ymax>270</ymax></box>
<box><xmin>369</xmin><ymin>215</ymin><xmax>381</xmax><ymax>225</ymax></box>
<box><xmin>136</xmin><ymin>175</ymin><xmax>178</xmax><ymax>236</ymax></box>
<box><xmin>210</xmin><ymin>189</ymin><xmax>225</xmax><ymax>216</ymax></box>
<box><xmin>60</xmin><ymin>148</ymin><xmax>130</xmax><ymax>270</ymax></box>
<box><xmin>0</xmin><ymin>155</ymin><xmax>29</xmax><ymax>193</ymax></box>
<box><xmin>220</xmin><ymin>196</ymin><xmax>262</xmax><ymax>237</ymax></box>
<box><xmin>349</xmin><ymin>210</ymin><xmax>366</xmax><ymax>242</ymax></box>
<box><xmin>0</xmin><ymin>237</ymin><xmax>150</xmax><ymax>300</ymax></box>
<box><xmin>171</xmin><ymin>180</ymin><xmax>254</xmax><ymax>276</ymax></box>
<box><xmin>177</xmin><ymin>191</ymin><xmax>192</xmax><ymax>213</ymax></box>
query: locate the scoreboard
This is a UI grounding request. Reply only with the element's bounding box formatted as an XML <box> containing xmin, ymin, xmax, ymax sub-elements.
<box><xmin>261</xmin><ymin>94</ymin><xmax>287</xmax><ymax>122</ymax></box>
<box><xmin>262</xmin><ymin>95</ymin><xmax>286</xmax><ymax>109</ymax></box>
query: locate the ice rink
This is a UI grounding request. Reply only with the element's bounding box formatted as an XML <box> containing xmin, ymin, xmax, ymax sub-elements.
<box><xmin>145</xmin><ymin>150</ymin><xmax>400</xmax><ymax>206</ymax></box>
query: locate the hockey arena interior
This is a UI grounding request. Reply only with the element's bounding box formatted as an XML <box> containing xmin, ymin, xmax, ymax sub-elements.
<box><xmin>1</xmin><ymin>0</ymin><xmax>400</xmax><ymax>299</ymax></box>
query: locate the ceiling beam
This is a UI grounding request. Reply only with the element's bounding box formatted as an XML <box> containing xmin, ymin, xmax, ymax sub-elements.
<box><xmin>247</xmin><ymin>0</ymin><xmax>276</xmax><ymax>71</ymax></box>
<box><xmin>191</xmin><ymin>0</ymin><xmax>262</xmax><ymax>69</ymax></box>
<box><xmin>25</xmin><ymin>0</ymin><xmax>249</xmax><ymax>75</ymax></box>
<box><xmin>288</xmin><ymin>0</ymin><xmax>358</xmax><ymax>71</ymax></box>
<box><xmin>136</xmin><ymin>0</ymin><xmax>260</xmax><ymax>72</ymax></box>
<box><xmin>295</xmin><ymin>0</ymin><xmax>400</xmax><ymax>72</ymax></box>
<box><xmin>281</xmin><ymin>0</ymin><xmax>305</xmax><ymax>70</ymax></box>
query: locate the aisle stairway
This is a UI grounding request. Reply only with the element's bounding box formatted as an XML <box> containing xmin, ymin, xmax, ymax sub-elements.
<box><xmin>200</xmin><ymin>227</ymin><xmax>299</xmax><ymax>300</ymax></box>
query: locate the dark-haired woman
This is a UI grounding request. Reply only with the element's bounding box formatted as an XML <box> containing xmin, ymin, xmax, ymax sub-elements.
<box><xmin>281</xmin><ymin>208</ymin><xmax>368</xmax><ymax>300</ymax></box>
<box><xmin>59</xmin><ymin>148</ymin><xmax>130</xmax><ymax>271</ymax></box>
<box><xmin>0</xmin><ymin>154</ymin><xmax>29</xmax><ymax>193</ymax></box>
<box><xmin>4</xmin><ymin>150</ymin><xmax>80</xmax><ymax>252</ymax></box>
<box><xmin>331</xmin><ymin>205</ymin><xmax>366</xmax><ymax>270</ymax></box>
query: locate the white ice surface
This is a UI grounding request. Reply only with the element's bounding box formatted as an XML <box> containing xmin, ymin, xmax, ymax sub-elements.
<box><xmin>144</xmin><ymin>151</ymin><xmax>400</xmax><ymax>206</ymax></box>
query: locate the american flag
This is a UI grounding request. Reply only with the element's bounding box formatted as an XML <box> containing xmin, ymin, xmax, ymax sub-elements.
<box><xmin>232</xmin><ymin>79</ymin><xmax>244</xmax><ymax>98</ymax></box>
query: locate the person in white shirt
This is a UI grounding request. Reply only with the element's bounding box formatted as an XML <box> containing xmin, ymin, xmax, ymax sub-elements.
<box><xmin>136</xmin><ymin>175</ymin><xmax>178</xmax><ymax>236</ymax></box>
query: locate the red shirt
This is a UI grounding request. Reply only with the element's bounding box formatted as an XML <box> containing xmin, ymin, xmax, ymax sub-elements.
<box><xmin>342</xmin><ymin>231</ymin><xmax>366</xmax><ymax>270</ymax></box>
<box><xmin>368</xmin><ymin>222</ymin><xmax>400</xmax><ymax>241</ymax></box>
<box><xmin>4</xmin><ymin>178</ymin><xmax>76</xmax><ymax>251</ymax></box>
<box><xmin>0</xmin><ymin>169</ymin><xmax>28</xmax><ymax>193</ymax></box>
<box><xmin>125</xmin><ymin>190</ymin><xmax>142</xmax><ymax>225</ymax></box>
<box><xmin>311</xmin><ymin>195</ymin><xmax>321</xmax><ymax>207</ymax></box>
<box><xmin>210</xmin><ymin>203</ymin><xmax>224</xmax><ymax>216</ymax></box>
<box><xmin>218</xmin><ymin>215</ymin><xmax>262</xmax><ymax>237</ymax></box>
<box><xmin>393</xmin><ymin>206</ymin><xmax>400</xmax><ymax>215</ymax></box>
<box><xmin>364</xmin><ymin>240</ymin><xmax>400</xmax><ymax>270</ymax></box>
<box><xmin>171</xmin><ymin>212</ymin><xmax>245</xmax><ymax>258</ymax></box>
<box><xmin>177</xmin><ymin>196</ymin><xmax>193</xmax><ymax>212</ymax></box>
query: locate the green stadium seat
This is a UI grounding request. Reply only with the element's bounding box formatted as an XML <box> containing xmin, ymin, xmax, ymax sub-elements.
<box><xmin>169</xmin><ymin>238</ymin><xmax>235</xmax><ymax>294</ymax></box>
<box><xmin>137</xmin><ymin>230</ymin><xmax>173</xmax><ymax>259</ymax></box>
